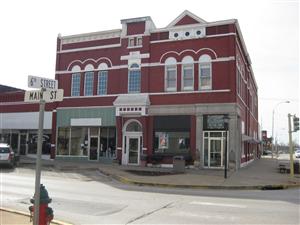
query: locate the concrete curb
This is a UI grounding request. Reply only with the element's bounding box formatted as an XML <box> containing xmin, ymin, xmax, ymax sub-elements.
<box><xmin>0</xmin><ymin>207</ymin><xmax>73</xmax><ymax>225</ymax></box>
<box><xmin>98</xmin><ymin>169</ymin><xmax>300</xmax><ymax>190</ymax></box>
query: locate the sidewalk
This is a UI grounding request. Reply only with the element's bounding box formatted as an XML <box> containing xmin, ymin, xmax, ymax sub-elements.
<box><xmin>20</xmin><ymin>156</ymin><xmax>300</xmax><ymax>189</ymax></box>
<box><xmin>0</xmin><ymin>208</ymin><xmax>69</xmax><ymax>225</ymax></box>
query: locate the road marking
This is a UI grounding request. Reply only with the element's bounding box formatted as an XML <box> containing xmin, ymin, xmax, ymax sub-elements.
<box><xmin>190</xmin><ymin>201</ymin><xmax>247</xmax><ymax>208</ymax></box>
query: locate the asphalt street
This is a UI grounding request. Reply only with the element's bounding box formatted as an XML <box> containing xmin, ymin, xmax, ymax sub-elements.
<box><xmin>1</xmin><ymin>167</ymin><xmax>299</xmax><ymax>225</ymax></box>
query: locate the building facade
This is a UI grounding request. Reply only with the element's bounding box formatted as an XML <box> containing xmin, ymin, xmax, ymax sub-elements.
<box><xmin>0</xmin><ymin>86</ymin><xmax>54</xmax><ymax>157</ymax></box>
<box><xmin>0</xmin><ymin>11</ymin><xmax>259</xmax><ymax>169</ymax></box>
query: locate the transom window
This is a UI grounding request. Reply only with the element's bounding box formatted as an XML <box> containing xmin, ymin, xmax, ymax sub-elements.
<box><xmin>84</xmin><ymin>71</ymin><xmax>94</xmax><ymax>96</ymax></box>
<box><xmin>128</xmin><ymin>63</ymin><xmax>141</xmax><ymax>93</ymax></box>
<box><xmin>98</xmin><ymin>71</ymin><xmax>107</xmax><ymax>95</ymax></box>
<box><xmin>126</xmin><ymin>121</ymin><xmax>142</xmax><ymax>132</ymax></box>
<box><xmin>199</xmin><ymin>55</ymin><xmax>212</xmax><ymax>90</ymax></box>
<box><xmin>182</xmin><ymin>56</ymin><xmax>194</xmax><ymax>91</ymax></box>
<box><xmin>71</xmin><ymin>73</ymin><xmax>81</xmax><ymax>96</ymax></box>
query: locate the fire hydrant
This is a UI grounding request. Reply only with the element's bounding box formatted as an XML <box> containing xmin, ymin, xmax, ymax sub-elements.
<box><xmin>29</xmin><ymin>184</ymin><xmax>54</xmax><ymax>225</ymax></box>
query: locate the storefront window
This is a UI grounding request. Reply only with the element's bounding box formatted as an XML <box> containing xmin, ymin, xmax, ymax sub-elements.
<box><xmin>28</xmin><ymin>133</ymin><xmax>37</xmax><ymax>154</ymax></box>
<box><xmin>100</xmin><ymin>127</ymin><xmax>116</xmax><ymax>158</ymax></box>
<box><xmin>153</xmin><ymin>116</ymin><xmax>190</xmax><ymax>155</ymax></box>
<box><xmin>57</xmin><ymin>128</ymin><xmax>70</xmax><ymax>155</ymax></box>
<box><xmin>70</xmin><ymin>127</ymin><xmax>88</xmax><ymax>156</ymax></box>
<box><xmin>154</xmin><ymin>131</ymin><xmax>190</xmax><ymax>154</ymax></box>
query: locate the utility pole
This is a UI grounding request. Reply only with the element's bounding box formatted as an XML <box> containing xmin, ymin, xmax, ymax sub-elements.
<box><xmin>288</xmin><ymin>114</ymin><xmax>294</xmax><ymax>178</ymax></box>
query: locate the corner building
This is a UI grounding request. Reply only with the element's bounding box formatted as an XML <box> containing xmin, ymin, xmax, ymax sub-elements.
<box><xmin>54</xmin><ymin>10</ymin><xmax>259</xmax><ymax>170</ymax></box>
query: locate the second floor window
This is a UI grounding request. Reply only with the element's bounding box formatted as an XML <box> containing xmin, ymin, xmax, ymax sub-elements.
<box><xmin>98</xmin><ymin>71</ymin><xmax>107</xmax><ymax>95</ymax></box>
<box><xmin>182</xmin><ymin>64</ymin><xmax>194</xmax><ymax>90</ymax></box>
<box><xmin>84</xmin><ymin>72</ymin><xmax>94</xmax><ymax>96</ymax></box>
<box><xmin>128</xmin><ymin>63</ymin><xmax>141</xmax><ymax>93</ymax></box>
<box><xmin>199</xmin><ymin>55</ymin><xmax>212</xmax><ymax>90</ymax></box>
<box><xmin>166</xmin><ymin>65</ymin><xmax>177</xmax><ymax>91</ymax></box>
<box><xmin>71</xmin><ymin>73</ymin><xmax>81</xmax><ymax>96</ymax></box>
<box><xmin>199</xmin><ymin>63</ymin><xmax>211</xmax><ymax>90</ymax></box>
<box><xmin>182</xmin><ymin>56</ymin><xmax>194</xmax><ymax>91</ymax></box>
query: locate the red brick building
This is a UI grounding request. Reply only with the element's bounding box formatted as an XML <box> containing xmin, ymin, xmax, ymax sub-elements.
<box><xmin>0</xmin><ymin>10</ymin><xmax>259</xmax><ymax>169</ymax></box>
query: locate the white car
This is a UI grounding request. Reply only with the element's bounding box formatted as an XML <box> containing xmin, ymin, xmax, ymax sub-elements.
<box><xmin>0</xmin><ymin>143</ymin><xmax>16</xmax><ymax>168</ymax></box>
<box><xmin>295</xmin><ymin>149</ymin><xmax>300</xmax><ymax>158</ymax></box>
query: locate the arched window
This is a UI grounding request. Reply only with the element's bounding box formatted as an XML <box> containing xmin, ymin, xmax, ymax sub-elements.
<box><xmin>126</xmin><ymin>121</ymin><xmax>142</xmax><ymax>132</ymax></box>
<box><xmin>84</xmin><ymin>64</ymin><xmax>94</xmax><ymax>96</ymax></box>
<box><xmin>128</xmin><ymin>63</ymin><xmax>141</xmax><ymax>93</ymax></box>
<box><xmin>97</xmin><ymin>63</ymin><xmax>108</xmax><ymax>95</ymax></box>
<box><xmin>165</xmin><ymin>57</ymin><xmax>177</xmax><ymax>92</ymax></box>
<box><xmin>182</xmin><ymin>56</ymin><xmax>194</xmax><ymax>91</ymax></box>
<box><xmin>71</xmin><ymin>65</ymin><xmax>81</xmax><ymax>96</ymax></box>
<box><xmin>199</xmin><ymin>54</ymin><xmax>212</xmax><ymax>90</ymax></box>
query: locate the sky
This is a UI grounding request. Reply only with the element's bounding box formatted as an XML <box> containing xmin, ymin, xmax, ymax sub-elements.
<box><xmin>0</xmin><ymin>0</ymin><xmax>299</xmax><ymax>144</ymax></box>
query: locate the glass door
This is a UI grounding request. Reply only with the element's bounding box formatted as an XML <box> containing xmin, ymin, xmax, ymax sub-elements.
<box><xmin>89</xmin><ymin>137</ymin><xmax>99</xmax><ymax>160</ymax></box>
<box><xmin>20</xmin><ymin>133</ymin><xmax>27</xmax><ymax>155</ymax></box>
<box><xmin>126</xmin><ymin>137</ymin><xmax>140</xmax><ymax>165</ymax></box>
<box><xmin>209</xmin><ymin>139</ymin><xmax>223</xmax><ymax>167</ymax></box>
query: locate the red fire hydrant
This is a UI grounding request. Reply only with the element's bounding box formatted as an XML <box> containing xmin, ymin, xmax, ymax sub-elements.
<box><xmin>29</xmin><ymin>184</ymin><xmax>54</xmax><ymax>225</ymax></box>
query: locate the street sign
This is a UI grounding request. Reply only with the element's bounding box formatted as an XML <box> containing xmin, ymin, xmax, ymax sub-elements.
<box><xmin>28</xmin><ymin>75</ymin><xmax>58</xmax><ymax>90</ymax></box>
<box><xmin>24</xmin><ymin>89</ymin><xmax>64</xmax><ymax>103</ymax></box>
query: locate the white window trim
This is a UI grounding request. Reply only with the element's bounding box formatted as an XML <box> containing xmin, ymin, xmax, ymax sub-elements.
<box><xmin>97</xmin><ymin>70</ymin><xmax>108</xmax><ymax>95</ymax></box>
<box><xmin>199</xmin><ymin>62</ymin><xmax>212</xmax><ymax>90</ymax></box>
<box><xmin>84</xmin><ymin>71</ymin><xmax>94</xmax><ymax>96</ymax></box>
<box><xmin>136</xmin><ymin>37</ymin><xmax>142</xmax><ymax>46</ymax></box>
<box><xmin>71</xmin><ymin>73</ymin><xmax>81</xmax><ymax>97</ymax></box>
<box><xmin>181</xmin><ymin>63</ymin><xmax>194</xmax><ymax>91</ymax></box>
<box><xmin>128</xmin><ymin>37</ymin><xmax>135</xmax><ymax>47</ymax></box>
<box><xmin>128</xmin><ymin>64</ymin><xmax>141</xmax><ymax>93</ymax></box>
<box><xmin>165</xmin><ymin>65</ymin><xmax>177</xmax><ymax>92</ymax></box>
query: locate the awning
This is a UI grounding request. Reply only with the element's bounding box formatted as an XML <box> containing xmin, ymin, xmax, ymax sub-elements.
<box><xmin>242</xmin><ymin>134</ymin><xmax>260</xmax><ymax>144</ymax></box>
<box><xmin>113</xmin><ymin>93</ymin><xmax>150</xmax><ymax>106</ymax></box>
<box><xmin>113</xmin><ymin>94</ymin><xmax>150</xmax><ymax>116</ymax></box>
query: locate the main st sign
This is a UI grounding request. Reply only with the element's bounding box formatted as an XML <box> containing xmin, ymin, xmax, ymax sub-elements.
<box><xmin>25</xmin><ymin>75</ymin><xmax>63</xmax><ymax>103</ymax></box>
<box><xmin>24</xmin><ymin>89</ymin><xmax>64</xmax><ymax>103</ymax></box>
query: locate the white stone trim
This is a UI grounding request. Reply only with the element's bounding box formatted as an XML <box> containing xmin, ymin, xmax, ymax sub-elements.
<box><xmin>56</xmin><ymin>105</ymin><xmax>114</xmax><ymax>110</ymax></box>
<box><xmin>66</xmin><ymin>57</ymin><xmax>113</xmax><ymax>71</ymax></box>
<box><xmin>63</xmin><ymin>94</ymin><xmax>118</xmax><ymax>99</ymax></box>
<box><xmin>149</xmin><ymin>89</ymin><xmax>230</xmax><ymax>96</ymax></box>
<box><xmin>166</xmin><ymin>10</ymin><xmax>206</xmax><ymax>28</ymax></box>
<box><xmin>159</xmin><ymin>48</ymin><xmax>218</xmax><ymax>63</ymax></box>
<box><xmin>150</xmin><ymin>33</ymin><xmax>236</xmax><ymax>44</ymax></box>
<box><xmin>58</xmin><ymin>44</ymin><xmax>121</xmax><ymax>54</ymax></box>
<box><xmin>153</xmin><ymin>19</ymin><xmax>236</xmax><ymax>33</ymax></box>
<box><xmin>121</xmin><ymin>52</ymin><xmax>150</xmax><ymax>61</ymax></box>
<box><xmin>56</xmin><ymin>57</ymin><xmax>234</xmax><ymax>75</ymax></box>
<box><xmin>60</xmin><ymin>29</ymin><xmax>121</xmax><ymax>44</ymax></box>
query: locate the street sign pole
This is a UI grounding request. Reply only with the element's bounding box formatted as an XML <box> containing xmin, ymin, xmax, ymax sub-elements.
<box><xmin>33</xmin><ymin>88</ymin><xmax>46</xmax><ymax>225</ymax></box>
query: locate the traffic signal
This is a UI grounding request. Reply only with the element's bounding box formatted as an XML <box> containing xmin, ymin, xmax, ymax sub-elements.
<box><xmin>293</xmin><ymin>115</ymin><xmax>299</xmax><ymax>132</ymax></box>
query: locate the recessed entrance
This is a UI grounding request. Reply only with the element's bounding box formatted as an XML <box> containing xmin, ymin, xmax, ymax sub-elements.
<box><xmin>203</xmin><ymin>131</ymin><xmax>227</xmax><ymax>168</ymax></box>
<box><xmin>122</xmin><ymin>120</ymin><xmax>142</xmax><ymax>165</ymax></box>
<box><xmin>127</xmin><ymin>137</ymin><xmax>140</xmax><ymax>165</ymax></box>
<box><xmin>89</xmin><ymin>136</ymin><xmax>99</xmax><ymax>160</ymax></box>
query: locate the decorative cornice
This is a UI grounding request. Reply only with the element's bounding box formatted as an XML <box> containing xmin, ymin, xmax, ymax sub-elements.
<box><xmin>60</xmin><ymin>29</ymin><xmax>121</xmax><ymax>44</ymax></box>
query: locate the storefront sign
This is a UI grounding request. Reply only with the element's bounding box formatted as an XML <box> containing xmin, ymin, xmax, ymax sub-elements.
<box><xmin>203</xmin><ymin>115</ymin><xmax>226</xmax><ymax>130</ymax></box>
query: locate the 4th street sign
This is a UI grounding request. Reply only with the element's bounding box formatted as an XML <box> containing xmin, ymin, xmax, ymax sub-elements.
<box><xmin>24</xmin><ymin>89</ymin><xmax>64</xmax><ymax>103</ymax></box>
<box><xmin>28</xmin><ymin>75</ymin><xmax>58</xmax><ymax>90</ymax></box>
